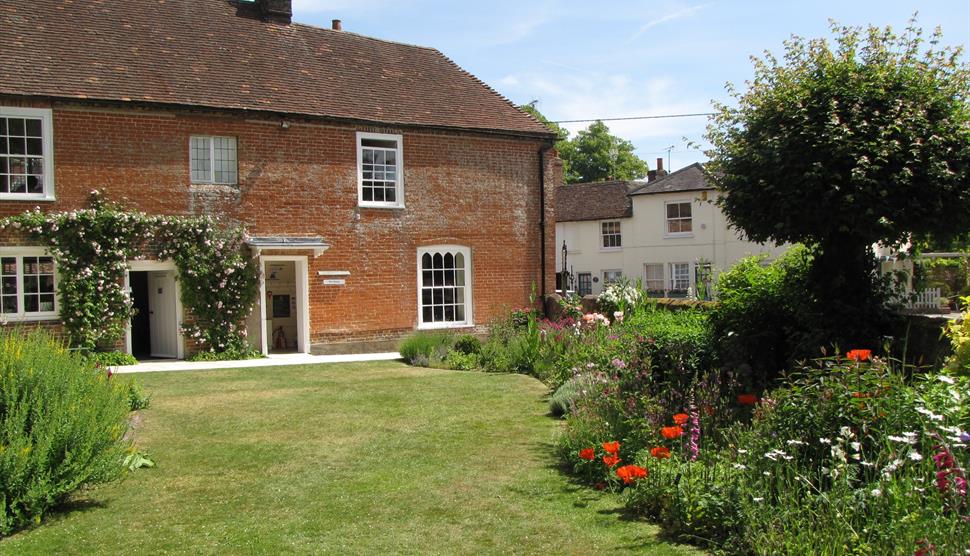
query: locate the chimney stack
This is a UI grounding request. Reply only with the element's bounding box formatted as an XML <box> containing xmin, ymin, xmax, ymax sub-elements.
<box><xmin>332</xmin><ymin>19</ymin><xmax>342</xmax><ymax>31</ymax></box>
<box><xmin>656</xmin><ymin>158</ymin><xmax>664</xmax><ymax>173</ymax></box>
<box><xmin>258</xmin><ymin>0</ymin><xmax>292</xmax><ymax>24</ymax></box>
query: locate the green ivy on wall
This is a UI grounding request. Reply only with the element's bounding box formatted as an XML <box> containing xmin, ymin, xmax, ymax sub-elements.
<box><xmin>0</xmin><ymin>191</ymin><xmax>259</xmax><ymax>357</ymax></box>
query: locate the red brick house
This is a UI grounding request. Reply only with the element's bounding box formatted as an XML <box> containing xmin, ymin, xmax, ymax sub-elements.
<box><xmin>0</xmin><ymin>0</ymin><xmax>559</xmax><ymax>357</ymax></box>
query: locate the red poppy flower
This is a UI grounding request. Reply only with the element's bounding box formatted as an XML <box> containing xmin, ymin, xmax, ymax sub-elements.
<box><xmin>579</xmin><ymin>448</ymin><xmax>595</xmax><ymax>461</ymax></box>
<box><xmin>672</xmin><ymin>413</ymin><xmax>689</xmax><ymax>425</ymax></box>
<box><xmin>650</xmin><ymin>446</ymin><xmax>671</xmax><ymax>459</ymax></box>
<box><xmin>615</xmin><ymin>464</ymin><xmax>648</xmax><ymax>484</ymax></box>
<box><xmin>737</xmin><ymin>394</ymin><xmax>758</xmax><ymax>406</ymax></box>
<box><xmin>846</xmin><ymin>349</ymin><xmax>872</xmax><ymax>362</ymax></box>
<box><xmin>602</xmin><ymin>454</ymin><xmax>621</xmax><ymax>467</ymax></box>
<box><xmin>602</xmin><ymin>441</ymin><xmax>620</xmax><ymax>455</ymax></box>
<box><xmin>661</xmin><ymin>426</ymin><xmax>684</xmax><ymax>439</ymax></box>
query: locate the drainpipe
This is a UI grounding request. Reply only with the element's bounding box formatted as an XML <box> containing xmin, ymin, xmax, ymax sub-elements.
<box><xmin>538</xmin><ymin>146</ymin><xmax>547</xmax><ymax>301</ymax></box>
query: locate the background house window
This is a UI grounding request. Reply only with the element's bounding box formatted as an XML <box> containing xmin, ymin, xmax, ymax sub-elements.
<box><xmin>577</xmin><ymin>273</ymin><xmax>592</xmax><ymax>296</ymax></box>
<box><xmin>670</xmin><ymin>262</ymin><xmax>690</xmax><ymax>291</ymax></box>
<box><xmin>418</xmin><ymin>246</ymin><xmax>471</xmax><ymax>327</ymax></box>
<box><xmin>643</xmin><ymin>263</ymin><xmax>664</xmax><ymax>293</ymax></box>
<box><xmin>0</xmin><ymin>253</ymin><xmax>56</xmax><ymax>318</ymax></box>
<box><xmin>358</xmin><ymin>132</ymin><xmax>403</xmax><ymax>207</ymax></box>
<box><xmin>603</xmin><ymin>270</ymin><xmax>623</xmax><ymax>285</ymax></box>
<box><xmin>601</xmin><ymin>221</ymin><xmax>622</xmax><ymax>249</ymax></box>
<box><xmin>190</xmin><ymin>136</ymin><xmax>238</xmax><ymax>184</ymax></box>
<box><xmin>665</xmin><ymin>201</ymin><xmax>693</xmax><ymax>235</ymax></box>
<box><xmin>0</xmin><ymin>107</ymin><xmax>54</xmax><ymax>199</ymax></box>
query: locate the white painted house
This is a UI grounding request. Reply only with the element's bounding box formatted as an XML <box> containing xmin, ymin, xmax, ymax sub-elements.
<box><xmin>554</xmin><ymin>162</ymin><xmax>789</xmax><ymax>298</ymax></box>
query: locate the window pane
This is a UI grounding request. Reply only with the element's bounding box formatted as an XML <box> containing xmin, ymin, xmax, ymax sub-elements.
<box><xmin>24</xmin><ymin>295</ymin><xmax>38</xmax><ymax>313</ymax></box>
<box><xmin>455</xmin><ymin>305</ymin><xmax>464</xmax><ymax>321</ymax></box>
<box><xmin>25</xmin><ymin>119</ymin><xmax>42</xmax><ymax>137</ymax></box>
<box><xmin>422</xmin><ymin>306</ymin><xmax>433</xmax><ymax>322</ymax></box>
<box><xmin>444</xmin><ymin>305</ymin><xmax>454</xmax><ymax>321</ymax></box>
<box><xmin>422</xmin><ymin>270</ymin><xmax>432</xmax><ymax>287</ymax></box>
<box><xmin>681</xmin><ymin>220</ymin><xmax>692</xmax><ymax>232</ymax></box>
<box><xmin>421</xmin><ymin>253</ymin><xmax>432</xmax><ymax>269</ymax></box>
<box><xmin>8</xmin><ymin>119</ymin><xmax>25</xmax><ymax>136</ymax></box>
<box><xmin>433</xmin><ymin>253</ymin><xmax>443</xmax><ymax>269</ymax></box>
<box><xmin>362</xmin><ymin>138</ymin><xmax>398</xmax><ymax>149</ymax></box>
<box><xmin>681</xmin><ymin>203</ymin><xmax>691</xmax><ymax>217</ymax></box>
<box><xmin>9</xmin><ymin>137</ymin><xmax>25</xmax><ymax>155</ymax></box>
<box><xmin>9</xmin><ymin>176</ymin><xmax>26</xmax><ymax>193</ymax></box>
<box><xmin>667</xmin><ymin>203</ymin><xmax>678</xmax><ymax>218</ymax></box>
<box><xmin>455</xmin><ymin>269</ymin><xmax>465</xmax><ymax>286</ymax></box>
<box><xmin>8</xmin><ymin>157</ymin><xmax>25</xmax><ymax>173</ymax></box>
<box><xmin>422</xmin><ymin>289</ymin><xmax>432</xmax><ymax>304</ymax></box>
<box><xmin>2</xmin><ymin>296</ymin><xmax>17</xmax><ymax>314</ymax></box>
<box><xmin>433</xmin><ymin>306</ymin><xmax>443</xmax><ymax>321</ymax></box>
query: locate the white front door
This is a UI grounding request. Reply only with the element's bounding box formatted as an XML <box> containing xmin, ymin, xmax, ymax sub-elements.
<box><xmin>147</xmin><ymin>271</ymin><xmax>178</xmax><ymax>358</ymax></box>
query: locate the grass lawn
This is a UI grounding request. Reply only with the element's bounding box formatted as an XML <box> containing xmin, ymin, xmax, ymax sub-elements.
<box><xmin>1</xmin><ymin>361</ymin><xmax>700</xmax><ymax>555</ymax></box>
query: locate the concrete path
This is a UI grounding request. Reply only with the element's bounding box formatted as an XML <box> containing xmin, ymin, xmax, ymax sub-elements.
<box><xmin>113</xmin><ymin>351</ymin><xmax>402</xmax><ymax>373</ymax></box>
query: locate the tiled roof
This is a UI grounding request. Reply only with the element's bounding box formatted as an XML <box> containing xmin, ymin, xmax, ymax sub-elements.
<box><xmin>0</xmin><ymin>0</ymin><xmax>552</xmax><ymax>137</ymax></box>
<box><xmin>629</xmin><ymin>163</ymin><xmax>713</xmax><ymax>196</ymax></box>
<box><xmin>555</xmin><ymin>181</ymin><xmax>641</xmax><ymax>222</ymax></box>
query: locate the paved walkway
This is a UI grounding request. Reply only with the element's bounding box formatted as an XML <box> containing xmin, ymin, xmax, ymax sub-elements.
<box><xmin>113</xmin><ymin>351</ymin><xmax>402</xmax><ymax>373</ymax></box>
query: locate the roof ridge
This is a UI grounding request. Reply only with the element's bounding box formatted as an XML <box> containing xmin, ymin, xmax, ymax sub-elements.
<box><xmin>288</xmin><ymin>22</ymin><xmax>439</xmax><ymax>52</ymax></box>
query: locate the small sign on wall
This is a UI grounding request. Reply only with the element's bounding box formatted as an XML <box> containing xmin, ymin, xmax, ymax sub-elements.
<box><xmin>323</xmin><ymin>279</ymin><xmax>346</xmax><ymax>286</ymax></box>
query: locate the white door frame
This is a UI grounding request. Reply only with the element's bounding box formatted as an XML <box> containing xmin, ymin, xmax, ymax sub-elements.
<box><xmin>259</xmin><ymin>256</ymin><xmax>310</xmax><ymax>355</ymax></box>
<box><xmin>125</xmin><ymin>260</ymin><xmax>185</xmax><ymax>359</ymax></box>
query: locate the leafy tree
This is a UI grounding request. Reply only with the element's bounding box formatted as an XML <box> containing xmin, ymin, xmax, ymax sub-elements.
<box><xmin>519</xmin><ymin>104</ymin><xmax>649</xmax><ymax>183</ymax></box>
<box><xmin>563</xmin><ymin>121</ymin><xmax>649</xmax><ymax>183</ymax></box>
<box><xmin>706</xmin><ymin>19</ymin><xmax>970</xmax><ymax>349</ymax></box>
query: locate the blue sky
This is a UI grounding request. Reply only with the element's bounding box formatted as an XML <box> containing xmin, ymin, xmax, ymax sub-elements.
<box><xmin>294</xmin><ymin>1</ymin><xmax>970</xmax><ymax>172</ymax></box>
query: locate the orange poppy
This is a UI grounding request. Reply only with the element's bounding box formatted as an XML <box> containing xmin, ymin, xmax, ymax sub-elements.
<box><xmin>602</xmin><ymin>454</ymin><xmax>621</xmax><ymax>467</ymax></box>
<box><xmin>846</xmin><ymin>349</ymin><xmax>872</xmax><ymax>362</ymax></box>
<box><xmin>737</xmin><ymin>394</ymin><xmax>758</xmax><ymax>406</ymax></box>
<box><xmin>602</xmin><ymin>441</ymin><xmax>620</xmax><ymax>455</ymax></box>
<box><xmin>661</xmin><ymin>426</ymin><xmax>684</xmax><ymax>439</ymax></box>
<box><xmin>579</xmin><ymin>448</ymin><xmax>595</xmax><ymax>461</ymax></box>
<box><xmin>650</xmin><ymin>446</ymin><xmax>671</xmax><ymax>459</ymax></box>
<box><xmin>616</xmin><ymin>464</ymin><xmax>648</xmax><ymax>484</ymax></box>
<box><xmin>672</xmin><ymin>413</ymin><xmax>689</xmax><ymax>425</ymax></box>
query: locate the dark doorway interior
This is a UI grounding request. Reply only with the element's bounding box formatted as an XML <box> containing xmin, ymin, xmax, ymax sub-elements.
<box><xmin>130</xmin><ymin>271</ymin><xmax>151</xmax><ymax>358</ymax></box>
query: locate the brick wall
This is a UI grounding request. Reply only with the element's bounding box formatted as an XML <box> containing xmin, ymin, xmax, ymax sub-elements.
<box><xmin>0</xmin><ymin>98</ymin><xmax>559</xmax><ymax>353</ymax></box>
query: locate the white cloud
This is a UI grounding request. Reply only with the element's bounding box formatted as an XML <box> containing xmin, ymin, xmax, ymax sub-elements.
<box><xmin>626</xmin><ymin>3</ymin><xmax>711</xmax><ymax>43</ymax></box>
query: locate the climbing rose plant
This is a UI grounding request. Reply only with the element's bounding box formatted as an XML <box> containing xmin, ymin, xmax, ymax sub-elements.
<box><xmin>0</xmin><ymin>192</ymin><xmax>259</xmax><ymax>355</ymax></box>
<box><xmin>156</xmin><ymin>217</ymin><xmax>259</xmax><ymax>356</ymax></box>
<box><xmin>0</xmin><ymin>194</ymin><xmax>151</xmax><ymax>348</ymax></box>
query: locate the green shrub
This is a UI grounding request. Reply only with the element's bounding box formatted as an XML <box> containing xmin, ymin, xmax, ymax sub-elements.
<box><xmin>452</xmin><ymin>334</ymin><xmax>482</xmax><ymax>355</ymax></box>
<box><xmin>443</xmin><ymin>350</ymin><xmax>480</xmax><ymax>371</ymax></box>
<box><xmin>125</xmin><ymin>379</ymin><xmax>151</xmax><ymax>411</ymax></box>
<box><xmin>548</xmin><ymin>376</ymin><xmax>582</xmax><ymax>417</ymax></box>
<box><xmin>86</xmin><ymin>351</ymin><xmax>138</xmax><ymax>367</ymax></box>
<box><xmin>710</xmin><ymin>246</ymin><xmax>817</xmax><ymax>388</ymax></box>
<box><xmin>945</xmin><ymin>295</ymin><xmax>970</xmax><ymax>376</ymax></box>
<box><xmin>187</xmin><ymin>345</ymin><xmax>263</xmax><ymax>362</ymax></box>
<box><xmin>0</xmin><ymin>329</ymin><xmax>131</xmax><ymax>536</ymax></box>
<box><xmin>399</xmin><ymin>331</ymin><xmax>454</xmax><ymax>367</ymax></box>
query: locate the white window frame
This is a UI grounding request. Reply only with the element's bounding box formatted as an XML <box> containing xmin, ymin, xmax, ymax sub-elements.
<box><xmin>600</xmin><ymin>220</ymin><xmax>622</xmax><ymax>250</ymax></box>
<box><xmin>189</xmin><ymin>135</ymin><xmax>238</xmax><ymax>185</ymax></box>
<box><xmin>670</xmin><ymin>262</ymin><xmax>691</xmax><ymax>291</ymax></box>
<box><xmin>357</xmin><ymin>131</ymin><xmax>404</xmax><ymax>208</ymax></box>
<box><xmin>643</xmin><ymin>263</ymin><xmax>665</xmax><ymax>293</ymax></box>
<box><xmin>0</xmin><ymin>247</ymin><xmax>58</xmax><ymax>321</ymax></box>
<box><xmin>417</xmin><ymin>245</ymin><xmax>472</xmax><ymax>329</ymax></box>
<box><xmin>602</xmin><ymin>269</ymin><xmax>623</xmax><ymax>285</ymax></box>
<box><xmin>577</xmin><ymin>272</ymin><xmax>592</xmax><ymax>296</ymax></box>
<box><xmin>664</xmin><ymin>200</ymin><xmax>693</xmax><ymax>237</ymax></box>
<box><xmin>0</xmin><ymin>107</ymin><xmax>55</xmax><ymax>201</ymax></box>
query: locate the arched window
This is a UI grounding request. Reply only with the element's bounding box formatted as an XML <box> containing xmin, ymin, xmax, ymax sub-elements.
<box><xmin>417</xmin><ymin>245</ymin><xmax>472</xmax><ymax>328</ymax></box>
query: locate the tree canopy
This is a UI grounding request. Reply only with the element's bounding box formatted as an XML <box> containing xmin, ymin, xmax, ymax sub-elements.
<box><xmin>520</xmin><ymin>104</ymin><xmax>649</xmax><ymax>183</ymax></box>
<box><xmin>705</xmin><ymin>19</ymin><xmax>970</xmax><ymax>350</ymax></box>
<box><xmin>706</xmin><ymin>20</ymin><xmax>970</xmax><ymax>249</ymax></box>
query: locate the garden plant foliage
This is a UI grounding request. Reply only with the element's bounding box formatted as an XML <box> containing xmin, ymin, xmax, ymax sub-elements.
<box><xmin>0</xmin><ymin>329</ymin><xmax>131</xmax><ymax>536</ymax></box>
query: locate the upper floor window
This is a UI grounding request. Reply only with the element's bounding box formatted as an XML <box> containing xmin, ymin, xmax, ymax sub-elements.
<box><xmin>357</xmin><ymin>132</ymin><xmax>403</xmax><ymax>208</ymax></box>
<box><xmin>601</xmin><ymin>220</ymin><xmax>622</xmax><ymax>249</ymax></box>
<box><xmin>418</xmin><ymin>245</ymin><xmax>471</xmax><ymax>328</ymax></box>
<box><xmin>0</xmin><ymin>107</ymin><xmax>55</xmax><ymax>200</ymax></box>
<box><xmin>665</xmin><ymin>201</ymin><xmax>693</xmax><ymax>236</ymax></box>
<box><xmin>190</xmin><ymin>136</ymin><xmax>237</xmax><ymax>185</ymax></box>
<box><xmin>0</xmin><ymin>250</ymin><xmax>57</xmax><ymax>319</ymax></box>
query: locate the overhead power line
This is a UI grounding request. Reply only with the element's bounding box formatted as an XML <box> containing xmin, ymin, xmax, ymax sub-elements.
<box><xmin>551</xmin><ymin>112</ymin><xmax>715</xmax><ymax>124</ymax></box>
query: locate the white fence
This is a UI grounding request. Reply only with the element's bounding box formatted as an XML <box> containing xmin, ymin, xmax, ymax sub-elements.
<box><xmin>905</xmin><ymin>287</ymin><xmax>942</xmax><ymax>310</ymax></box>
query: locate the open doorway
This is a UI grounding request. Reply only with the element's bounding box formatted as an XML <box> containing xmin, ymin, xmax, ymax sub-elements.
<box><xmin>128</xmin><ymin>269</ymin><xmax>180</xmax><ymax>359</ymax></box>
<box><xmin>264</xmin><ymin>260</ymin><xmax>299</xmax><ymax>353</ymax></box>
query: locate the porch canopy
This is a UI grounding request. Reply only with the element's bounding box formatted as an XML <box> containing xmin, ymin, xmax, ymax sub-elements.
<box><xmin>245</xmin><ymin>236</ymin><xmax>330</xmax><ymax>257</ymax></box>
